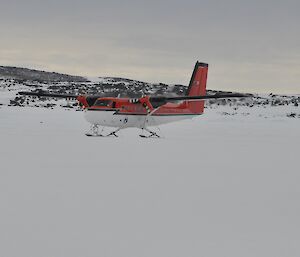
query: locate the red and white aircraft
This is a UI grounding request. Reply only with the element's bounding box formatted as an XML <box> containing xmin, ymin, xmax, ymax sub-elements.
<box><xmin>19</xmin><ymin>62</ymin><xmax>249</xmax><ymax>138</ymax></box>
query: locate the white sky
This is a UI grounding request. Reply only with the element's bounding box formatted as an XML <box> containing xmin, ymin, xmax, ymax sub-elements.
<box><xmin>0</xmin><ymin>0</ymin><xmax>299</xmax><ymax>93</ymax></box>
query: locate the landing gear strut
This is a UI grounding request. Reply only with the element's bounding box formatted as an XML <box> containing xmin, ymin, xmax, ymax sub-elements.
<box><xmin>106</xmin><ymin>128</ymin><xmax>121</xmax><ymax>137</ymax></box>
<box><xmin>86</xmin><ymin>125</ymin><xmax>121</xmax><ymax>137</ymax></box>
<box><xmin>139</xmin><ymin>128</ymin><xmax>161</xmax><ymax>138</ymax></box>
<box><xmin>86</xmin><ymin>124</ymin><xmax>103</xmax><ymax>137</ymax></box>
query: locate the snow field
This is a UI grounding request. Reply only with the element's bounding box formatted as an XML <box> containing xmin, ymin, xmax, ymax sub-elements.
<box><xmin>0</xmin><ymin>106</ymin><xmax>299</xmax><ymax>257</ymax></box>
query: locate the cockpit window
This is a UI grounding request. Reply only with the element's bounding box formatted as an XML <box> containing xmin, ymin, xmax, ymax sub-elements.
<box><xmin>94</xmin><ymin>100</ymin><xmax>111</xmax><ymax>107</ymax></box>
<box><xmin>86</xmin><ymin>96</ymin><xmax>98</xmax><ymax>107</ymax></box>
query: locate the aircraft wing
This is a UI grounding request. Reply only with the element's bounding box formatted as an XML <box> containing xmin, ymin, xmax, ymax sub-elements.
<box><xmin>18</xmin><ymin>91</ymin><xmax>79</xmax><ymax>99</ymax></box>
<box><xmin>148</xmin><ymin>93</ymin><xmax>252</xmax><ymax>108</ymax></box>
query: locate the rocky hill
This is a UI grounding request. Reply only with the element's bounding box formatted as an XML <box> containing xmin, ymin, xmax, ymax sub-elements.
<box><xmin>0</xmin><ymin>66</ymin><xmax>88</xmax><ymax>82</ymax></box>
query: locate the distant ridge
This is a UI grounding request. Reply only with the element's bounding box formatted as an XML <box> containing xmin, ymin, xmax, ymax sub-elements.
<box><xmin>0</xmin><ymin>66</ymin><xmax>89</xmax><ymax>82</ymax></box>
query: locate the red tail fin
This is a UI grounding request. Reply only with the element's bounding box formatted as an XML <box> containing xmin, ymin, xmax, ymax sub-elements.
<box><xmin>186</xmin><ymin>62</ymin><xmax>208</xmax><ymax>114</ymax></box>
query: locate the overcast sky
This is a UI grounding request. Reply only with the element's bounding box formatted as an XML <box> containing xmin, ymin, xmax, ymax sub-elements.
<box><xmin>0</xmin><ymin>0</ymin><xmax>299</xmax><ymax>93</ymax></box>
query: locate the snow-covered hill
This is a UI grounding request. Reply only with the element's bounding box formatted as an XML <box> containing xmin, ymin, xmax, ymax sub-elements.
<box><xmin>0</xmin><ymin>66</ymin><xmax>299</xmax><ymax>118</ymax></box>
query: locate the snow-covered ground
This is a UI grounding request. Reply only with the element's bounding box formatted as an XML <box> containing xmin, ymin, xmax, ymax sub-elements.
<box><xmin>0</xmin><ymin>105</ymin><xmax>299</xmax><ymax>257</ymax></box>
